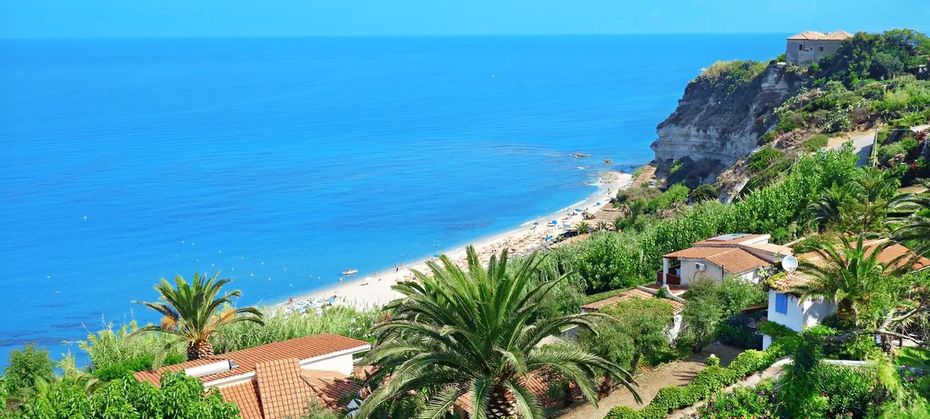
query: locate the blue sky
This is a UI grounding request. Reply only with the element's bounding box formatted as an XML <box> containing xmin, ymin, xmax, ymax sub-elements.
<box><xmin>1</xmin><ymin>0</ymin><xmax>928</xmax><ymax>39</ymax></box>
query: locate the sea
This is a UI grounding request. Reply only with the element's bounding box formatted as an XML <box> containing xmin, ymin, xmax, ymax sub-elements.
<box><xmin>0</xmin><ymin>34</ymin><xmax>784</xmax><ymax>366</ymax></box>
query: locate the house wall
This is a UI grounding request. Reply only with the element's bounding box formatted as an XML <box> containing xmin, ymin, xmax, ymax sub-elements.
<box><xmin>786</xmin><ymin>39</ymin><xmax>844</xmax><ymax>66</ymax></box>
<box><xmin>302</xmin><ymin>353</ymin><xmax>356</xmax><ymax>375</ymax></box>
<box><xmin>737</xmin><ymin>269</ymin><xmax>762</xmax><ymax>283</ymax></box>
<box><xmin>678</xmin><ymin>258</ymin><xmax>725</xmax><ymax>285</ymax></box>
<box><xmin>762</xmin><ymin>290</ymin><xmax>838</xmax><ymax>348</ymax></box>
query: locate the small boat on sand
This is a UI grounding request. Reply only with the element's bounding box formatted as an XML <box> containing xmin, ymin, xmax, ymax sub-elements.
<box><xmin>342</xmin><ymin>269</ymin><xmax>359</xmax><ymax>276</ymax></box>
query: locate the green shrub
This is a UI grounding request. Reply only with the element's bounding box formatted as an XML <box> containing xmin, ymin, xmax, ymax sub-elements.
<box><xmin>747</xmin><ymin>147</ymin><xmax>783</xmax><ymax>173</ymax></box>
<box><xmin>80</xmin><ymin>321</ymin><xmax>185</xmax><ymax>375</ymax></box>
<box><xmin>18</xmin><ymin>373</ymin><xmax>239</xmax><ymax>418</ymax></box>
<box><xmin>2</xmin><ymin>345</ymin><xmax>53</xmax><ymax>398</ymax></box>
<box><xmin>804</xmin><ymin>134</ymin><xmax>830</xmax><ymax>152</ymax></box>
<box><xmin>604</xmin><ymin>405</ymin><xmax>640</xmax><ymax>419</ymax></box>
<box><xmin>699</xmin><ymin>379</ymin><xmax>776</xmax><ymax>418</ymax></box>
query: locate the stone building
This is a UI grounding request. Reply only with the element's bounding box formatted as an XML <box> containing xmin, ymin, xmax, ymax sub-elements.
<box><xmin>785</xmin><ymin>30</ymin><xmax>853</xmax><ymax>66</ymax></box>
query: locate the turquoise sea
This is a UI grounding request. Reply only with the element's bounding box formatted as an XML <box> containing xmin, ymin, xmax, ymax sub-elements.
<box><xmin>0</xmin><ymin>35</ymin><xmax>784</xmax><ymax>365</ymax></box>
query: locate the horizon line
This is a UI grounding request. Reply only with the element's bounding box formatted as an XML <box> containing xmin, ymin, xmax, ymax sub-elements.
<box><xmin>0</xmin><ymin>31</ymin><xmax>812</xmax><ymax>42</ymax></box>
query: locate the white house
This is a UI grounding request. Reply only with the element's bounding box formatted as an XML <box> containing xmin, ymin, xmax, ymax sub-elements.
<box><xmin>763</xmin><ymin>241</ymin><xmax>930</xmax><ymax>349</ymax></box>
<box><xmin>659</xmin><ymin>233</ymin><xmax>792</xmax><ymax>287</ymax></box>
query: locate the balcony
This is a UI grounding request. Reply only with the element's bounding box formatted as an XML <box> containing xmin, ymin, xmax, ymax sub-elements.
<box><xmin>656</xmin><ymin>269</ymin><xmax>681</xmax><ymax>285</ymax></box>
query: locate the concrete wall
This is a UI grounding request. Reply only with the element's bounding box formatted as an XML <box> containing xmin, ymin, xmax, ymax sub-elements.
<box><xmin>678</xmin><ymin>258</ymin><xmax>761</xmax><ymax>285</ymax></box>
<box><xmin>786</xmin><ymin>39</ymin><xmax>845</xmax><ymax>66</ymax></box>
<box><xmin>763</xmin><ymin>290</ymin><xmax>837</xmax><ymax>348</ymax></box>
<box><xmin>678</xmin><ymin>258</ymin><xmax>725</xmax><ymax>286</ymax></box>
<box><xmin>303</xmin><ymin>353</ymin><xmax>356</xmax><ymax>375</ymax></box>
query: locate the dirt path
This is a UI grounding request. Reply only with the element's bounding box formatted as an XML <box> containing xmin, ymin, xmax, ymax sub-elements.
<box><xmin>557</xmin><ymin>344</ymin><xmax>743</xmax><ymax>419</ymax></box>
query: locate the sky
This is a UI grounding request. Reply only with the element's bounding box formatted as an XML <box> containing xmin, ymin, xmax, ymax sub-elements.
<box><xmin>1</xmin><ymin>0</ymin><xmax>928</xmax><ymax>39</ymax></box>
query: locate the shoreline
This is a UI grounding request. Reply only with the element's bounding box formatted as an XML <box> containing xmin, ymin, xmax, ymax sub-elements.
<box><xmin>276</xmin><ymin>170</ymin><xmax>634</xmax><ymax>312</ymax></box>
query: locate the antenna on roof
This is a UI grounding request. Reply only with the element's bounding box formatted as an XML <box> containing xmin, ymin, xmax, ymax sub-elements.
<box><xmin>781</xmin><ymin>255</ymin><xmax>799</xmax><ymax>273</ymax></box>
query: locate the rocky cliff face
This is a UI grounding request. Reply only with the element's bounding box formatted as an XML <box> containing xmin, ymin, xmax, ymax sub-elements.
<box><xmin>651</xmin><ymin>63</ymin><xmax>805</xmax><ymax>187</ymax></box>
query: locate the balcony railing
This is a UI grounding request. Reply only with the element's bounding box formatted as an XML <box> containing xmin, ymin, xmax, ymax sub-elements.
<box><xmin>656</xmin><ymin>270</ymin><xmax>681</xmax><ymax>285</ymax></box>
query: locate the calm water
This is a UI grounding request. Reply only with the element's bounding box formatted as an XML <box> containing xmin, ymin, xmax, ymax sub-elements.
<box><xmin>0</xmin><ymin>35</ymin><xmax>783</xmax><ymax>364</ymax></box>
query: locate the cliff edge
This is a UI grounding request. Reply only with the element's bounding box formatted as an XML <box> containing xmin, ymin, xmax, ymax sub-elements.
<box><xmin>651</xmin><ymin>61</ymin><xmax>805</xmax><ymax>187</ymax></box>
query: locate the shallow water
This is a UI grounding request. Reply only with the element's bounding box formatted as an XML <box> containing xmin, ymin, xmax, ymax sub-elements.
<box><xmin>0</xmin><ymin>34</ymin><xmax>784</xmax><ymax>364</ymax></box>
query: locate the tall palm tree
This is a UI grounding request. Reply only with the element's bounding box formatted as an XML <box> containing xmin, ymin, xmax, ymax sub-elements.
<box><xmin>357</xmin><ymin>247</ymin><xmax>637</xmax><ymax>419</ymax></box>
<box><xmin>794</xmin><ymin>235</ymin><xmax>909</xmax><ymax>323</ymax></box>
<box><xmin>133</xmin><ymin>272</ymin><xmax>264</xmax><ymax>362</ymax></box>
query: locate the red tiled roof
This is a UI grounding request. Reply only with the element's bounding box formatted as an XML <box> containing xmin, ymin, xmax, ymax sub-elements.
<box><xmin>705</xmin><ymin>248</ymin><xmax>772</xmax><ymax>274</ymax></box>
<box><xmin>217</xmin><ymin>359</ymin><xmax>363</xmax><ymax>419</ymax></box>
<box><xmin>693</xmin><ymin>233</ymin><xmax>767</xmax><ymax>247</ymax></box>
<box><xmin>302</xmin><ymin>370</ymin><xmax>362</xmax><ymax>410</ymax></box>
<box><xmin>664</xmin><ymin>246</ymin><xmax>731</xmax><ymax>259</ymax></box>
<box><xmin>134</xmin><ymin>334</ymin><xmax>370</xmax><ymax>386</ymax></box>
<box><xmin>220</xmin><ymin>380</ymin><xmax>264</xmax><ymax>419</ymax></box>
<box><xmin>256</xmin><ymin>359</ymin><xmax>317</xmax><ymax>419</ymax></box>
<box><xmin>581</xmin><ymin>288</ymin><xmax>684</xmax><ymax>315</ymax></box>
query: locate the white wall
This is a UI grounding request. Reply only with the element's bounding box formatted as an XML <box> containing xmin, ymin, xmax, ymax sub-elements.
<box><xmin>302</xmin><ymin>353</ymin><xmax>357</xmax><ymax>375</ymax></box>
<box><xmin>763</xmin><ymin>290</ymin><xmax>837</xmax><ymax>348</ymax></box>
<box><xmin>678</xmin><ymin>258</ymin><xmax>725</xmax><ymax>286</ymax></box>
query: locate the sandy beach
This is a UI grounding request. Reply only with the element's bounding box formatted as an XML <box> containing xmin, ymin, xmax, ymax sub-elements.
<box><xmin>278</xmin><ymin>170</ymin><xmax>633</xmax><ymax>312</ymax></box>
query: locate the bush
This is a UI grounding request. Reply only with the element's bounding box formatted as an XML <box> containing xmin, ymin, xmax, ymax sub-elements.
<box><xmin>17</xmin><ymin>373</ymin><xmax>239</xmax><ymax>418</ymax></box>
<box><xmin>747</xmin><ymin>147</ymin><xmax>784</xmax><ymax>172</ymax></box>
<box><xmin>699</xmin><ymin>379</ymin><xmax>776</xmax><ymax>418</ymax></box>
<box><xmin>804</xmin><ymin>134</ymin><xmax>830</xmax><ymax>152</ymax></box>
<box><xmin>2</xmin><ymin>345</ymin><xmax>53</xmax><ymax>398</ymax></box>
<box><xmin>80</xmin><ymin>321</ymin><xmax>185</xmax><ymax>376</ymax></box>
<box><xmin>604</xmin><ymin>406</ymin><xmax>640</xmax><ymax>419</ymax></box>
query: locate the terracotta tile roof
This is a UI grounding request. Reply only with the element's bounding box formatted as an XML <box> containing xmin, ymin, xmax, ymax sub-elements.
<box><xmin>694</xmin><ymin>234</ymin><xmax>767</xmax><ymax>247</ymax></box>
<box><xmin>302</xmin><ymin>370</ymin><xmax>362</xmax><ymax>410</ymax></box>
<box><xmin>134</xmin><ymin>334</ymin><xmax>370</xmax><ymax>386</ymax></box>
<box><xmin>581</xmin><ymin>288</ymin><xmax>684</xmax><ymax>315</ymax></box>
<box><xmin>220</xmin><ymin>380</ymin><xmax>263</xmax><ymax>419</ymax></box>
<box><xmin>768</xmin><ymin>271</ymin><xmax>815</xmax><ymax>293</ymax></box>
<box><xmin>705</xmin><ymin>248</ymin><xmax>772</xmax><ymax>274</ymax></box>
<box><xmin>664</xmin><ymin>246</ymin><xmax>731</xmax><ymax>259</ymax></box>
<box><xmin>216</xmin><ymin>360</ymin><xmax>362</xmax><ymax>419</ymax></box>
<box><xmin>256</xmin><ymin>359</ymin><xmax>318</xmax><ymax>419</ymax></box>
<box><xmin>787</xmin><ymin>30</ymin><xmax>853</xmax><ymax>40</ymax></box>
<box><xmin>742</xmin><ymin>242</ymin><xmax>794</xmax><ymax>257</ymax></box>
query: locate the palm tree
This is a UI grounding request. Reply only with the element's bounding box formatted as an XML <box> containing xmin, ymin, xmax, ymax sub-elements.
<box><xmin>357</xmin><ymin>247</ymin><xmax>637</xmax><ymax>418</ymax></box>
<box><xmin>808</xmin><ymin>184</ymin><xmax>854</xmax><ymax>230</ymax></box>
<box><xmin>794</xmin><ymin>235</ymin><xmax>909</xmax><ymax>323</ymax></box>
<box><xmin>133</xmin><ymin>272</ymin><xmax>264</xmax><ymax>362</ymax></box>
<box><xmin>891</xmin><ymin>179</ymin><xmax>930</xmax><ymax>256</ymax></box>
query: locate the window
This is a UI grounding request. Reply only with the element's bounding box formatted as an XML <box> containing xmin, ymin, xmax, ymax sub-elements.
<box><xmin>799</xmin><ymin>44</ymin><xmax>804</xmax><ymax>51</ymax></box>
<box><xmin>775</xmin><ymin>293</ymin><xmax>788</xmax><ymax>315</ymax></box>
<box><xmin>819</xmin><ymin>46</ymin><xmax>824</xmax><ymax>52</ymax></box>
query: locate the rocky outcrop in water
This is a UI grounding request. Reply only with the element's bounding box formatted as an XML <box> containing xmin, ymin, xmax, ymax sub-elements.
<box><xmin>651</xmin><ymin>62</ymin><xmax>805</xmax><ymax>188</ymax></box>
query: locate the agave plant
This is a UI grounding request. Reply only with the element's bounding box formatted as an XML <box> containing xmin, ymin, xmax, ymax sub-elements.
<box><xmin>576</xmin><ymin>221</ymin><xmax>590</xmax><ymax>234</ymax></box>
<box><xmin>133</xmin><ymin>272</ymin><xmax>264</xmax><ymax>363</ymax></box>
<box><xmin>357</xmin><ymin>247</ymin><xmax>637</xmax><ymax>418</ymax></box>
